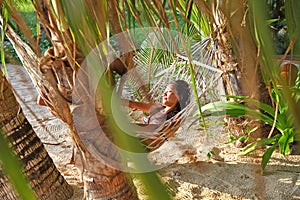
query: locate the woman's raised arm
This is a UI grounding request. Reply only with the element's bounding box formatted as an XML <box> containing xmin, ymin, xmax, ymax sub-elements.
<box><xmin>121</xmin><ymin>99</ymin><xmax>160</xmax><ymax>113</ymax></box>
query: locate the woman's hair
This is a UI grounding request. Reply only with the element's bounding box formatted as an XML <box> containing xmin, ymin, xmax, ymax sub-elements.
<box><xmin>166</xmin><ymin>80</ymin><xmax>191</xmax><ymax>120</ymax></box>
<box><xmin>171</xmin><ymin>80</ymin><xmax>191</xmax><ymax>109</ymax></box>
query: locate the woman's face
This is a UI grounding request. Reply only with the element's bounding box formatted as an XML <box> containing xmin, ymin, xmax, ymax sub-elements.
<box><xmin>162</xmin><ymin>84</ymin><xmax>179</xmax><ymax>107</ymax></box>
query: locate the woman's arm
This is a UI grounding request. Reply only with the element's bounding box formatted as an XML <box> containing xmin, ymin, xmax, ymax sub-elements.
<box><xmin>121</xmin><ymin>99</ymin><xmax>160</xmax><ymax>113</ymax></box>
<box><xmin>134</xmin><ymin>123</ymin><xmax>161</xmax><ymax>132</ymax></box>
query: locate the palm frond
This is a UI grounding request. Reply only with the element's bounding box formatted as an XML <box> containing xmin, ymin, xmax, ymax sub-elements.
<box><xmin>177</xmin><ymin>0</ymin><xmax>211</xmax><ymax>39</ymax></box>
<box><xmin>3</xmin><ymin>0</ymin><xmax>40</xmax><ymax>56</ymax></box>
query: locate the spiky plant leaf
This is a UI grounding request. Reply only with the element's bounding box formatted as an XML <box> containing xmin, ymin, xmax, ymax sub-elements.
<box><xmin>261</xmin><ymin>143</ymin><xmax>278</xmax><ymax>172</ymax></box>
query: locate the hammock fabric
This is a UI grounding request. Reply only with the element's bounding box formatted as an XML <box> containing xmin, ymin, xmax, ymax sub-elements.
<box><xmin>135</xmin><ymin>103</ymin><xmax>194</xmax><ymax>151</ymax></box>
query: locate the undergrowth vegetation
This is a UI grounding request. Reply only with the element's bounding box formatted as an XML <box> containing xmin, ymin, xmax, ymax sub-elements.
<box><xmin>203</xmin><ymin>69</ymin><xmax>300</xmax><ymax>172</ymax></box>
<box><xmin>1</xmin><ymin>1</ymin><xmax>50</xmax><ymax>64</ymax></box>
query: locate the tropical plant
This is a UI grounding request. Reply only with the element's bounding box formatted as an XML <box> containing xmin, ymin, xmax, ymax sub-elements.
<box><xmin>200</xmin><ymin>0</ymin><xmax>300</xmax><ymax>173</ymax></box>
<box><xmin>0</xmin><ymin>131</ymin><xmax>35</xmax><ymax>200</ymax></box>
<box><xmin>202</xmin><ymin>87</ymin><xmax>298</xmax><ymax>172</ymax></box>
<box><xmin>267</xmin><ymin>0</ymin><xmax>289</xmax><ymax>54</ymax></box>
<box><xmin>250</xmin><ymin>0</ymin><xmax>300</xmax><ymax>133</ymax></box>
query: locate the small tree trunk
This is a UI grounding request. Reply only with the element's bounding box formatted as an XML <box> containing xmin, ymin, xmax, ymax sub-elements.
<box><xmin>213</xmin><ymin>1</ymin><xmax>273</xmax><ymax>142</ymax></box>
<box><xmin>0</xmin><ymin>74</ymin><xmax>73</xmax><ymax>200</ymax></box>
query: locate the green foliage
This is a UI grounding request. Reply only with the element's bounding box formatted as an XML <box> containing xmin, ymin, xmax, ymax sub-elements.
<box><xmin>176</xmin><ymin>0</ymin><xmax>211</xmax><ymax>40</ymax></box>
<box><xmin>285</xmin><ymin>0</ymin><xmax>300</xmax><ymax>55</ymax></box>
<box><xmin>293</xmin><ymin>70</ymin><xmax>300</xmax><ymax>102</ymax></box>
<box><xmin>1</xmin><ymin>1</ymin><xmax>51</xmax><ymax>64</ymax></box>
<box><xmin>267</xmin><ymin>0</ymin><xmax>289</xmax><ymax>54</ymax></box>
<box><xmin>228</xmin><ymin>126</ymin><xmax>258</xmax><ymax>144</ymax></box>
<box><xmin>1</xmin><ymin>6</ymin><xmax>8</xmax><ymax>69</ymax></box>
<box><xmin>251</xmin><ymin>0</ymin><xmax>300</xmax><ymax>147</ymax></box>
<box><xmin>202</xmin><ymin>87</ymin><xmax>299</xmax><ymax>172</ymax></box>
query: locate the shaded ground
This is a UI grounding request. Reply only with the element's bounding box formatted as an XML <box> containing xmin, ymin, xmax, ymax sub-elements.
<box><xmin>5</xmin><ymin>64</ymin><xmax>300</xmax><ymax>200</ymax></box>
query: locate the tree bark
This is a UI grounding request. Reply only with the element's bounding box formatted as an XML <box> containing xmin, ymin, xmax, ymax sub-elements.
<box><xmin>0</xmin><ymin>170</ymin><xmax>19</xmax><ymax>200</ymax></box>
<box><xmin>195</xmin><ymin>0</ymin><xmax>273</xmax><ymax>141</ymax></box>
<box><xmin>0</xmin><ymin>73</ymin><xmax>73</xmax><ymax>200</ymax></box>
<box><xmin>222</xmin><ymin>0</ymin><xmax>272</xmax><ymax>140</ymax></box>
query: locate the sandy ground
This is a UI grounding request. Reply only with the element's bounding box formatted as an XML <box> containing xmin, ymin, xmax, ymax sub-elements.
<box><xmin>5</xmin><ymin>64</ymin><xmax>300</xmax><ymax>200</ymax></box>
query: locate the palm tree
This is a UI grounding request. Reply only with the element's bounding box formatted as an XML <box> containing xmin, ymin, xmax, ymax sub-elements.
<box><xmin>0</xmin><ymin>71</ymin><xmax>73</xmax><ymax>199</ymax></box>
<box><xmin>1</xmin><ymin>1</ymin><xmax>168</xmax><ymax>199</ymax></box>
<box><xmin>189</xmin><ymin>0</ymin><xmax>274</xmax><ymax>141</ymax></box>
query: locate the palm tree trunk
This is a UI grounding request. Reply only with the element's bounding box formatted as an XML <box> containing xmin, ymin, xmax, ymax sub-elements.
<box><xmin>0</xmin><ymin>170</ymin><xmax>19</xmax><ymax>200</ymax></box>
<box><xmin>195</xmin><ymin>0</ymin><xmax>272</xmax><ymax>141</ymax></box>
<box><xmin>71</xmin><ymin>100</ymin><xmax>138</xmax><ymax>199</ymax></box>
<box><xmin>0</xmin><ymin>74</ymin><xmax>73</xmax><ymax>200</ymax></box>
<box><xmin>81</xmin><ymin>153</ymin><xmax>137</xmax><ymax>200</ymax></box>
<box><xmin>219</xmin><ymin>0</ymin><xmax>272</xmax><ymax>140</ymax></box>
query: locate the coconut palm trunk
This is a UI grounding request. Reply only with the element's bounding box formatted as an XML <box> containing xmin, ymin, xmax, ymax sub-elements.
<box><xmin>0</xmin><ymin>170</ymin><xmax>19</xmax><ymax>200</ymax></box>
<box><xmin>0</xmin><ymin>72</ymin><xmax>73</xmax><ymax>199</ymax></box>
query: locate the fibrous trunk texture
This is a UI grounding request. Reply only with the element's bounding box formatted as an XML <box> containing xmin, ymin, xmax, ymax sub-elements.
<box><xmin>0</xmin><ymin>74</ymin><xmax>73</xmax><ymax>200</ymax></box>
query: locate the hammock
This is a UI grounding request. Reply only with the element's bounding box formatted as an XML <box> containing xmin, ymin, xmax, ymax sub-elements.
<box><xmin>120</xmin><ymin>51</ymin><xmax>225</xmax><ymax>151</ymax></box>
<box><xmin>136</xmin><ymin>102</ymin><xmax>195</xmax><ymax>150</ymax></box>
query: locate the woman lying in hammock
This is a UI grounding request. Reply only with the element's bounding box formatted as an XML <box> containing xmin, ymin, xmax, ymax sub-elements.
<box><xmin>122</xmin><ymin>80</ymin><xmax>191</xmax><ymax>132</ymax></box>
